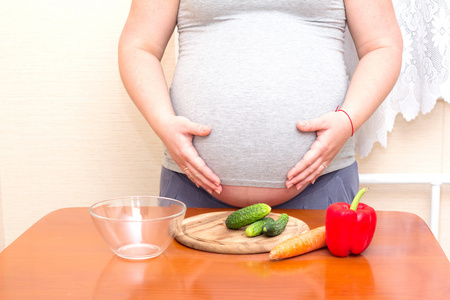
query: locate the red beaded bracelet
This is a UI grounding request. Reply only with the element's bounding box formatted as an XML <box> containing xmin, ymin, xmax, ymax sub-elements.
<box><xmin>335</xmin><ymin>106</ymin><xmax>354</xmax><ymax>137</ymax></box>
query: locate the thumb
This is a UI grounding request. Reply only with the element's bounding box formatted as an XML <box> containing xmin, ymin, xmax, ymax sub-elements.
<box><xmin>189</xmin><ymin>121</ymin><xmax>212</xmax><ymax>136</ymax></box>
<box><xmin>297</xmin><ymin>118</ymin><xmax>322</xmax><ymax>133</ymax></box>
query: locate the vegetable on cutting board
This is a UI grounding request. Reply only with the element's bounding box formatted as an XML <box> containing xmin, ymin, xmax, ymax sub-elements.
<box><xmin>325</xmin><ymin>187</ymin><xmax>377</xmax><ymax>257</ymax></box>
<box><xmin>269</xmin><ymin>226</ymin><xmax>327</xmax><ymax>260</ymax></box>
<box><xmin>263</xmin><ymin>213</ymin><xmax>289</xmax><ymax>237</ymax></box>
<box><xmin>245</xmin><ymin>217</ymin><xmax>274</xmax><ymax>237</ymax></box>
<box><xmin>225</xmin><ymin>203</ymin><xmax>271</xmax><ymax>229</ymax></box>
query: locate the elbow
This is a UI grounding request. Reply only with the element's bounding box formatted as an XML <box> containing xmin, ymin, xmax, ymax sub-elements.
<box><xmin>118</xmin><ymin>37</ymin><xmax>165</xmax><ymax>63</ymax></box>
<box><xmin>117</xmin><ymin>34</ymin><xmax>131</xmax><ymax>74</ymax></box>
<box><xmin>391</xmin><ymin>33</ymin><xmax>404</xmax><ymax>81</ymax></box>
<box><xmin>118</xmin><ymin>30</ymin><xmax>131</xmax><ymax>66</ymax></box>
<box><xmin>386</xmin><ymin>22</ymin><xmax>404</xmax><ymax>80</ymax></box>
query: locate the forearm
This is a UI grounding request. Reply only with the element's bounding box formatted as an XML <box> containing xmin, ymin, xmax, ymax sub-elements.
<box><xmin>118</xmin><ymin>45</ymin><xmax>175</xmax><ymax>138</ymax></box>
<box><xmin>340</xmin><ymin>44</ymin><xmax>402</xmax><ymax>133</ymax></box>
<box><xmin>341</xmin><ymin>0</ymin><xmax>403</xmax><ymax>133</ymax></box>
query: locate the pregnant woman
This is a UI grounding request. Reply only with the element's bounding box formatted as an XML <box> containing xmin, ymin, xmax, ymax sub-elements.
<box><xmin>118</xmin><ymin>0</ymin><xmax>402</xmax><ymax>208</ymax></box>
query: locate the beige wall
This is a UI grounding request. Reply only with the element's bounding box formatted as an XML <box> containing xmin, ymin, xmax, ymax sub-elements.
<box><xmin>0</xmin><ymin>0</ymin><xmax>169</xmax><ymax>247</ymax></box>
<box><xmin>1</xmin><ymin>1</ymin><xmax>449</xmax><ymax>259</ymax></box>
<box><xmin>0</xmin><ymin>170</ymin><xmax>4</xmax><ymax>250</ymax></box>
<box><xmin>357</xmin><ymin>101</ymin><xmax>448</xmax><ymax>221</ymax></box>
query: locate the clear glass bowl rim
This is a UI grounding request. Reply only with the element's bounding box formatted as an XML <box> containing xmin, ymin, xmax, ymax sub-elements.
<box><xmin>89</xmin><ymin>196</ymin><xmax>187</xmax><ymax>222</ymax></box>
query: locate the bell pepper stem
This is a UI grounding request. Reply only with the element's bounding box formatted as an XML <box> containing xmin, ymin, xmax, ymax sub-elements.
<box><xmin>350</xmin><ymin>188</ymin><xmax>367</xmax><ymax>211</ymax></box>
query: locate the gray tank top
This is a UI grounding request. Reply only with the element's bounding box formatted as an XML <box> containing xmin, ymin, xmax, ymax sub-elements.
<box><xmin>163</xmin><ymin>0</ymin><xmax>355</xmax><ymax>188</ymax></box>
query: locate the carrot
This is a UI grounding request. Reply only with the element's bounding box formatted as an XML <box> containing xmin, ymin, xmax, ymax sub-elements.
<box><xmin>269</xmin><ymin>226</ymin><xmax>327</xmax><ymax>260</ymax></box>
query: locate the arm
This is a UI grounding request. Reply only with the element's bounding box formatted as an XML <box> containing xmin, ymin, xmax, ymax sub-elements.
<box><xmin>286</xmin><ymin>0</ymin><xmax>402</xmax><ymax>189</ymax></box>
<box><xmin>118</xmin><ymin>0</ymin><xmax>222</xmax><ymax>194</ymax></box>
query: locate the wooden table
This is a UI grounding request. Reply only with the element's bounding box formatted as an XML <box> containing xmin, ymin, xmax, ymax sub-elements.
<box><xmin>0</xmin><ymin>208</ymin><xmax>449</xmax><ymax>299</ymax></box>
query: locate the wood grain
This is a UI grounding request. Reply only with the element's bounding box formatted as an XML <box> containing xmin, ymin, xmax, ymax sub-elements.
<box><xmin>1</xmin><ymin>208</ymin><xmax>450</xmax><ymax>299</ymax></box>
<box><xmin>175</xmin><ymin>211</ymin><xmax>309</xmax><ymax>254</ymax></box>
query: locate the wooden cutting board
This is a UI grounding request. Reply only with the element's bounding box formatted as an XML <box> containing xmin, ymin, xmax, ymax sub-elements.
<box><xmin>175</xmin><ymin>211</ymin><xmax>310</xmax><ymax>254</ymax></box>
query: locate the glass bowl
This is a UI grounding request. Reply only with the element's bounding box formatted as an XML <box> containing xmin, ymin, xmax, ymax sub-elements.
<box><xmin>89</xmin><ymin>196</ymin><xmax>186</xmax><ymax>260</ymax></box>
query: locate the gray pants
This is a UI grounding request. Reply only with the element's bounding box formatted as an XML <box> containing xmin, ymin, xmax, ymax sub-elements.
<box><xmin>159</xmin><ymin>161</ymin><xmax>359</xmax><ymax>209</ymax></box>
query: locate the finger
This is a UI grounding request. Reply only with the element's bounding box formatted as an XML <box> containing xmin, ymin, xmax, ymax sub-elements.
<box><xmin>291</xmin><ymin>160</ymin><xmax>326</xmax><ymax>190</ymax></box>
<box><xmin>181</xmin><ymin>149</ymin><xmax>222</xmax><ymax>194</ymax></box>
<box><xmin>189</xmin><ymin>156</ymin><xmax>222</xmax><ymax>190</ymax></box>
<box><xmin>182</xmin><ymin>166</ymin><xmax>200</xmax><ymax>188</ymax></box>
<box><xmin>297</xmin><ymin>117</ymin><xmax>323</xmax><ymax>133</ymax></box>
<box><xmin>188</xmin><ymin>121</ymin><xmax>211</xmax><ymax>137</ymax></box>
<box><xmin>287</xmin><ymin>146</ymin><xmax>319</xmax><ymax>181</ymax></box>
<box><xmin>177</xmin><ymin>139</ymin><xmax>222</xmax><ymax>188</ymax></box>
<box><xmin>182</xmin><ymin>165</ymin><xmax>206</xmax><ymax>190</ymax></box>
<box><xmin>287</xmin><ymin>133</ymin><xmax>332</xmax><ymax>181</ymax></box>
<box><xmin>186</xmin><ymin>151</ymin><xmax>221</xmax><ymax>186</ymax></box>
<box><xmin>286</xmin><ymin>163</ymin><xmax>315</xmax><ymax>189</ymax></box>
<box><xmin>287</xmin><ymin>158</ymin><xmax>310</xmax><ymax>182</ymax></box>
<box><xmin>298</xmin><ymin>163</ymin><xmax>328</xmax><ymax>188</ymax></box>
<box><xmin>286</xmin><ymin>153</ymin><xmax>328</xmax><ymax>188</ymax></box>
<box><xmin>184</xmin><ymin>164</ymin><xmax>222</xmax><ymax>195</ymax></box>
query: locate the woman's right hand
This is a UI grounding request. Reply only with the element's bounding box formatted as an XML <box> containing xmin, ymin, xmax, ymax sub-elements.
<box><xmin>159</xmin><ymin>115</ymin><xmax>222</xmax><ymax>195</ymax></box>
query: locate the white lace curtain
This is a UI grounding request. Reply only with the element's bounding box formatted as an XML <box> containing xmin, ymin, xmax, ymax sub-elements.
<box><xmin>346</xmin><ymin>0</ymin><xmax>450</xmax><ymax>157</ymax></box>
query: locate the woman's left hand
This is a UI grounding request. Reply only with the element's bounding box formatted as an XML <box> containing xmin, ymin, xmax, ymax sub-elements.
<box><xmin>286</xmin><ymin>111</ymin><xmax>353</xmax><ymax>190</ymax></box>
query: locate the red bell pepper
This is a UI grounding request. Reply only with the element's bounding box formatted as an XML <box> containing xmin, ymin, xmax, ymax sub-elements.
<box><xmin>325</xmin><ymin>188</ymin><xmax>377</xmax><ymax>257</ymax></box>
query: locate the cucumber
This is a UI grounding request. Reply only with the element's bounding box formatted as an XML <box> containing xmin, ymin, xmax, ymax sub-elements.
<box><xmin>245</xmin><ymin>217</ymin><xmax>275</xmax><ymax>237</ymax></box>
<box><xmin>263</xmin><ymin>213</ymin><xmax>289</xmax><ymax>237</ymax></box>
<box><xmin>225</xmin><ymin>203</ymin><xmax>271</xmax><ymax>229</ymax></box>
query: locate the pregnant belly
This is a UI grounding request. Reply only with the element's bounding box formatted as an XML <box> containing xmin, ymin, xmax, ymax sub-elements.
<box><xmin>214</xmin><ymin>184</ymin><xmax>308</xmax><ymax>207</ymax></box>
<box><xmin>193</xmin><ymin>128</ymin><xmax>316</xmax><ymax>188</ymax></box>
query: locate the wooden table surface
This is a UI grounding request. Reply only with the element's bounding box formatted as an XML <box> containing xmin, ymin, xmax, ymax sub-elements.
<box><xmin>0</xmin><ymin>207</ymin><xmax>449</xmax><ymax>299</ymax></box>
